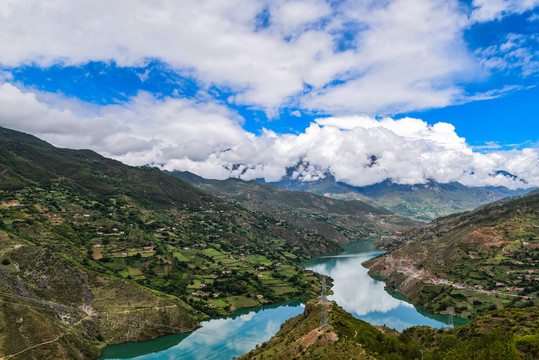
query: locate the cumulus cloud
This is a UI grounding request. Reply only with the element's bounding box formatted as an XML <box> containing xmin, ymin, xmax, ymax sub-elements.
<box><xmin>267</xmin><ymin>0</ymin><xmax>333</xmax><ymax>35</ymax></box>
<box><xmin>0</xmin><ymin>82</ymin><xmax>248</xmax><ymax>178</ymax></box>
<box><xmin>302</xmin><ymin>0</ymin><xmax>474</xmax><ymax>114</ymax></box>
<box><xmin>0</xmin><ymin>82</ymin><xmax>537</xmax><ymax>190</ymax></box>
<box><xmin>216</xmin><ymin>117</ymin><xmax>537</xmax><ymax>189</ymax></box>
<box><xmin>0</xmin><ymin>0</ymin><xmax>482</xmax><ymax>115</ymax></box>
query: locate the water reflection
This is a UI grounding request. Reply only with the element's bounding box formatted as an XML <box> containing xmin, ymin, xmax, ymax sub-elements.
<box><xmin>303</xmin><ymin>241</ymin><xmax>450</xmax><ymax>331</ymax></box>
<box><xmin>100</xmin><ymin>240</ymin><xmax>464</xmax><ymax>359</ymax></box>
<box><xmin>309</xmin><ymin>254</ymin><xmax>410</xmax><ymax>315</ymax></box>
<box><xmin>98</xmin><ymin>300</ymin><xmax>304</xmax><ymax>360</ymax></box>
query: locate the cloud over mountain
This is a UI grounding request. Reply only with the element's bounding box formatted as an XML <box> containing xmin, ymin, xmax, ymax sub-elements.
<box><xmin>1</xmin><ymin>82</ymin><xmax>536</xmax><ymax>189</ymax></box>
<box><xmin>0</xmin><ymin>1</ymin><xmax>536</xmax><ymax>189</ymax></box>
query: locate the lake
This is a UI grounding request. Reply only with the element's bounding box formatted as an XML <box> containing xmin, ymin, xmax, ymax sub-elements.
<box><xmin>99</xmin><ymin>239</ymin><xmax>467</xmax><ymax>360</ymax></box>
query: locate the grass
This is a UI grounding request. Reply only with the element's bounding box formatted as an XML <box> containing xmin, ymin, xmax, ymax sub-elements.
<box><xmin>270</xmin><ymin>285</ymin><xmax>296</xmax><ymax>295</ymax></box>
<box><xmin>246</xmin><ymin>254</ymin><xmax>272</xmax><ymax>266</ymax></box>
<box><xmin>228</xmin><ymin>296</ymin><xmax>259</xmax><ymax>309</ymax></box>
<box><xmin>201</xmin><ymin>248</ymin><xmax>222</xmax><ymax>257</ymax></box>
<box><xmin>209</xmin><ymin>298</ymin><xmax>229</xmax><ymax>309</ymax></box>
<box><xmin>172</xmin><ymin>251</ymin><xmax>191</xmax><ymax>262</ymax></box>
<box><xmin>127</xmin><ymin>267</ymin><xmax>142</xmax><ymax>275</ymax></box>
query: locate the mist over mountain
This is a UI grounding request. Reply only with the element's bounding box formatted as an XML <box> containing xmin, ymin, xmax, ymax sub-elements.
<box><xmin>256</xmin><ymin>162</ymin><xmax>532</xmax><ymax>220</ymax></box>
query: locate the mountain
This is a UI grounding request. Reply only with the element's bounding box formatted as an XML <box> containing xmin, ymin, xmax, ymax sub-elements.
<box><xmin>491</xmin><ymin>170</ymin><xmax>528</xmax><ymax>185</ymax></box>
<box><xmin>167</xmin><ymin>171</ymin><xmax>420</xmax><ymax>244</ymax></box>
<box><xmin>0</xmin><ymin>126</ymin><xmax>338</xmax><ymax>358</ymax></box>
<box><xmin>260</xmin><ymin>173</ymin><xmax>531</xmax><ymax>221</ymax></box>
<box><xmin>364</xmin><ymin>190</ymin><xmax>538</xmax><ymax>319</ymax></box>
<box><xmin>257</xmin><ymin>172</ymin><xmax>374</xmax><ymax>202</ymax></box>
<box><xmin>354</xmin><ymin>179</ymin><xmax>534</xmax><ymax>221</ymax></box>
<box><xmin>239</xmin><ymin>298</ymin><xmax>538</xmax><ymax>359</ymax></box>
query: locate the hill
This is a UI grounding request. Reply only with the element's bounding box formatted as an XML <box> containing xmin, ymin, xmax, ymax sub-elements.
<box><xmin>364</xmin><ymin>191</ymin><xmax>538</xmax><ymax>319</ymax></box>
<box><xmin>260</xmin><ymin>172</ymin><xmax>530</xmax><ymax>220</ymax></box>
<box><xmin>239</xmin><ymin>298</ymin><xmax>538</xmax><ymax>359</ymax></box>
<box><xmin>0</xmin><ymin>126</ymin><xmax>339</xmax><ymax>358</ymax></box>
<box><xmin>167</xmin><ymin>171</ymin><xmax>420</xmax><ymax>244</ymax></box>
<box><xmin>0</xmin><ymin>240</ymin><xmax>193</xmax><ymax>360</ymax></box>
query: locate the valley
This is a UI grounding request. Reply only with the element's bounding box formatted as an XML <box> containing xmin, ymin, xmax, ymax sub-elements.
<box><xmin>0</xmin><ymin>127</ymin><xmax>340</xmax><ymax>359</ymax></box>
<box><xmin>2</xmin><ymin>3</ymin><xmax>538</xmax><ymax>359</ymax></box>
<box><xmin>168</xmin><ymin>170</ymin><xmax>420</xmax><ymax>243</ymax></box>
<box><xmin>0</xmin><ymin>126</ymin><xmax>537</xmax><ymax>359</ymax></box>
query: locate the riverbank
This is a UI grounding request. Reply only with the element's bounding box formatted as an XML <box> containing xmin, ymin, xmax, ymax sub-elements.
<box><xmin>98</xmin><ymin>300</ymin><xmax>306</xmax><ymax>360</ymax></box>
<box><xmin>365</xmin><ymin>252</ymin><xmax>535</xmax><ymax>320</ymax></box>
<box><xmin>239</xmin><ymin>299</ymin><xmax>539</xmax><ymax>360</ymax></box>
<box><xmin>96</xmin><ymin>239</ymin><xmax>466</xmax><ymax>359</ymax></box>
<box><xmin>362</xmin><ymin>192</ymin><xmax>538</xmax><ymax>319</ymax></box>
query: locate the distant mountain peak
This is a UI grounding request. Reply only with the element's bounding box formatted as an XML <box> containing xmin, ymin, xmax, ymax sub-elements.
<box><xmin>491</xmin><ymin>170</ymin><xmax>527</xmax><ymax>184</ymax></box>
<box><xmin>283</xmin><ymin>159</ymin><xmax>333</xmax><ymax>182</ymax></box>
<box><xmin>367</xmin><ymin>154</ymin><xmax>378</xmax><ymax>167</ymax></box>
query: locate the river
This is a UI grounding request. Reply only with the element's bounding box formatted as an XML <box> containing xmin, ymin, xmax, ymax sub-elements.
<box><xmin>99</xmin><ymin>239</ymin><xmax>467</xmax><ymax>360</ymax></box>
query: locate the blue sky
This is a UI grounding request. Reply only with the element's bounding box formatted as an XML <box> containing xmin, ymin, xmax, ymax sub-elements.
<box><xmin>0</xmin><ymin>0</ymin><xmax>537</xmax><ymax>188</ymax></box>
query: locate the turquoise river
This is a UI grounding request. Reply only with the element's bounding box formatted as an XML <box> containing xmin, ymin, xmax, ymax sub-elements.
<box><xmin>99</xmin><ymin>240</ymin><xmax>468</xmax><ymax>360</ymax></box>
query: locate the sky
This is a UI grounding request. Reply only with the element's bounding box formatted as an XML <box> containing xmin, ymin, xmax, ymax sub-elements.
<box><xmin>0</xmin><ymin>0</ymin><xmax>538</xmax><ymax>189</ymax></box>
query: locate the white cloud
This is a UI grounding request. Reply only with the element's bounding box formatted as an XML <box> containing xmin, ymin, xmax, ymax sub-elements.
<box><xmin>301</xmin><ymin>0</ymin><xmax>474</xmax><ymax>115</ymax></box>
<box><xmin>0</xmin><ymin>82</ymin><xmax>248</xmax><ymax>178</ymax></box>
<box><xmin>464</xmin><ymin>84</ymin><xmax>524</xmax><ymax>102</ymax></box>
<box><xmin>475</xmin><ymin>33</ymin><xmax>539</xmax><ymax>77</ymax></box>
<box><xmin>471</xmin><ymin>141</ymin><xmax>503</xmax><ymax>150</ymax></box>
<box><xmin>471</xmin><ymin>0</ymin><xmax>539</xmax><ymax>23</ymax></box>
<box><xmin>268</xmin><ymin>0</ymin><xmax>333</xmax><ymax>35</ymax></box>
<box><xmin>0</xmin><ymin>82</ymin><xmax>536</xmax><ymax>190</ymax></box>
<box><xmin>0</xmin><ymin>71</ymin><xmax>13</xmax><ymax>82</ymax></box>
<box><xmin>290</xmin><ymin>110</ymin><xmax>301</xmax><ymax>117</ymax></box>
<box><xmin>0</xmin><ymin>0</ymin><xmax>480</xmax><ymax>115</ymax></box>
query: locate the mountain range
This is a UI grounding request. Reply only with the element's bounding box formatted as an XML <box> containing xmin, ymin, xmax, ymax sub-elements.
<box><xmin>258</xmin><ymin>167</ymin><xmax>531</xmax><ymax>220</ymax></box>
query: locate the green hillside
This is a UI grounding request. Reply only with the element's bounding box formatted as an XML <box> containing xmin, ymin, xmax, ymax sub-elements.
<box><xmin>365</xmin><ymin>191</ymin><xmax>538</xmax><ymax>319</ymax></box>
<box><xmin>0</xmin><ymin>126</ymin><xmax>339</xmax><ymax>358</ymax></box>
<box><xmin>239</xmin><ymin>299</ymin><xmax>538</xmax><ymax>359</ymax></box>
<box><xmin>168</xmin><ymin>171</ymin><xmax>419</xmax><ymax>244</ymax></box>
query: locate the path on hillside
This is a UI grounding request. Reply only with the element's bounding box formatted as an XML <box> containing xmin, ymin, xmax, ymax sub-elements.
<box><xmin>5</xmin><ymin>333</ymin><xmax>64</xmax><ymax>359</ymax></box>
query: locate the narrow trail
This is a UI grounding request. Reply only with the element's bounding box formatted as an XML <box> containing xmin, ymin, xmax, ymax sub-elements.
<box><xmin>5</xmin><ymin>333</ymin><xmax>64</xmax><ymax>359</ymax></box>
